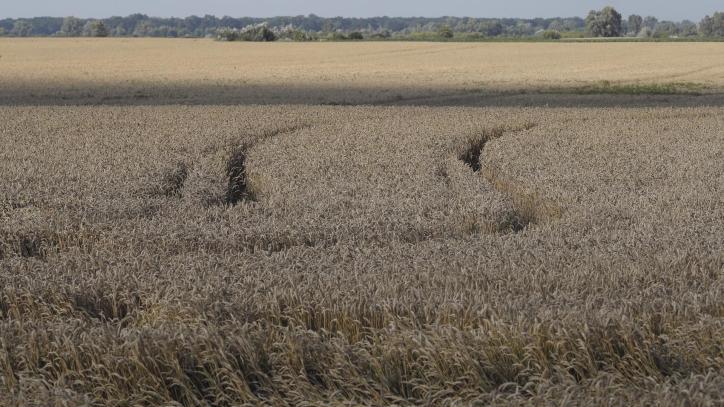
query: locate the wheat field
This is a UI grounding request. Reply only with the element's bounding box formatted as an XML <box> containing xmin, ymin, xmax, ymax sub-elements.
<box><xmin>2</xmin><ymin>38</ymin><xmax>724</xmax><ymax>104</ymax></box>
<box><xmin>0</xmin><ymin>39</ymin><xmax>723</xmax><ymax>406</ymax></box>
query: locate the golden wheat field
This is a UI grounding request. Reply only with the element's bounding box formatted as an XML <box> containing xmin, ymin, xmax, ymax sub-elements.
<box><xmin>1</xmin><ymin>39</ymin><xmax>723</xmax><ymax>406</ymax></box>
<box><xmin>2</xmin><ymin>38</ymin><xmax>724</xmax><ymax>105</ymax></box>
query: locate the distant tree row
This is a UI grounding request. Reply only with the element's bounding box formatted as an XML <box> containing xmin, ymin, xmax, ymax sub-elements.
<box><xmin>584</xmin><ymin>7</ymin><xmax>720</xmax><ymax>38</ymax></box>
<box><xmin>0</xmin><ymin>11</ymin><xmax>722</xmax><ymax>40</ymax></box>
<box><xmin>0</xmin><ymin>14</ymin><xmax>584</xmax><ymax>39</ymax></box>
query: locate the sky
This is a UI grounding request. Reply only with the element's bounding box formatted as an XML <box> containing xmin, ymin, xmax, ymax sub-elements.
<box><xmin>3</xmin><ymin>1</ymin><xmax>721</xmax><ymax>22</ymax></box>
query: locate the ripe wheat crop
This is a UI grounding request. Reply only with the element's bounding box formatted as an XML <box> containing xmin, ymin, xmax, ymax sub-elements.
<box><xmin>0</xmin><ymin>39</ymin><xmax>722</xmax><ymax>406</ymax></box>
<box><xmin>1</xmin><ymin>38</ymin><xmax>724</xmax><ymax>105</ymax></box>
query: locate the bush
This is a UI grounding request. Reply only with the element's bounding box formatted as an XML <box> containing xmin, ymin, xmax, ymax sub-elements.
<box><xmin>327</xmin><ymin>32</ymin><xmax>348</xmax><ymax>41</ymax></box>
<box><xmin>348</xmin><ymin>32</ymin><xmax>364</xmax><ymax>40</ymax></box>
<box><xmin>276</xmin><ymin>28</ymin><xmax>317</xmax><ymax>42</ymax></box>
<box><xmin>240</xmin><ymin>24</ymin><xmax>276</xmax><ymax>42</ymax></box>
<box><xmin>370</xmin><ymin>30</ymin><xmax>391</xmax><ymax>39</ymax></box>
<box><xmin>291</xmin><ymin>30</ymin><xmax>311</xmax><ymax>42</ymax></box>
<box><xmin>216</xmin><ymin>24</ymin><xmax>277</xmax><ymax>42</ymax></box>
<box><xmin>542</xmin><ymin>29</ymin><xmax>562</xmax><ymax>40</ymax></box>
<box><xmin>216</xmin><ymin>27</ymin><xmax>239</xmax><ymax>41</ymax></box>
<box><xmin>637</xmin><ymin>27</ymin><xmax>653</xmax><ymax>38</ymax></box>
<box><xmin>437</xmin><ymin>25</ymin><xmax>454</xmax><ymax>39</ymax></box>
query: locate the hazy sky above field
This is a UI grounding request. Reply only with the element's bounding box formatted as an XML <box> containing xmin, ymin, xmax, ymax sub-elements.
<box><xmin>4</xmin><ymin>0</ymin><xmax>721</xmax><ymax>21</ymax></box>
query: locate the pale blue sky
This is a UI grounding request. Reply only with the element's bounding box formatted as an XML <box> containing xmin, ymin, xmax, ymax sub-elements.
<box><xmin>3</xmin><ymin>0</ymin><xmax>721</xmax><ymax>21</ymax></box>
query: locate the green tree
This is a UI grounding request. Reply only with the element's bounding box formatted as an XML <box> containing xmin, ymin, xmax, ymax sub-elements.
<box><xmin>654</xmin><ymin>21</ymin><xmax>678</xmax><ymax>38</ymax></box>
<box><xmin>291</xmin><ymin>30</ymin><xmax>309</xmax><ymax>41</ymax></box>
<box><xmin>113</xmin><ymin>25</ymin><xmax>127</xmax><ymax>36</ymax></box>
<box><xmin>321</xmin><ymin>20</ymin><xmax>335</xmax><ymax>33</ymax></box>
<box><xmin>11</xmin><ymin>20</ymin><xmax>33</xmax><ymax>37</ymax></box>
<box><xmin>627</xmin><ymin>15</ymin><xmax>643</xmax><ymax>36</ymax></box>
<box><xmin>348</xmin><ymin>31</ymin><xmax>364</xmax><ymax>40</ymax></box>
<box><xmin>585</xmin><ymin>7</ymin><xmax>623</xmax><ymax>37</ymax></box>
<box><xmin>510</xmin><ymin>21</ymin><xmax>535</xmax><ymax>36</ymax></box>
<box><xmin>643</xmin><ymin>16</ymin><xmax>658</xmax><ymax>30</ymax></box>
<box><xmin>60</xmin><ymin>16</ymin><xmax>84</xmax><ymax>36</ymax></box>
<box><xmin>132</xmin><ymin>20</ymin><xmax>153</xmax><ymax>37</ymax></box>
<box><xmin>678</xmin><ymin>20</ymin><xmax>698</xmax><ymax>37</ymax></box>
<box><xmin>437</xmin><ymin>24</ymin><xmax>454</xmax><ymax>38</ymax></box>
<box><xmin>479</xmin><ymin>20</ymin><xmax>503</xmax><ymax>36</ymax></box>
<box><xmin>700</xmin><ymin>12</ymin><xmax>724</xmax><ymax>37</ymax></box>
<box><xmin>85</xmin><ymin>21</ymin><xmax>109</xmax><ymax>37</ymax></box>
<box><xmin>548</xmin><ymin>19</ymin><xmax>564</xmax><ymax>32</ymax></box>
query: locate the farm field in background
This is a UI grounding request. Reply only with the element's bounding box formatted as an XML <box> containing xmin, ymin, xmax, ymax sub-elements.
<box><xmin>0</xmin><ymin>39</ymin><xmax>722</xmax><ymax>405</ymax></box>
<box><xmin>1</xmin><ymin>38</ymin><xmax>724</xmax><ymax>104</ymax></box>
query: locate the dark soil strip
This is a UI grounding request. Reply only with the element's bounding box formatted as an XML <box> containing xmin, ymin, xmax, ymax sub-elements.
<box><xmin>224</xmin><ymin>125</ymin><xmax>310</xmax><ymax>206</ymax></box>
<box><xmin>457</xmin><ymin>124</ymin><xmax>544</xmax><ymax>234</ymax></box>
<box><xmin>459</xmin><ymin>127</ymin><xmax>504</xmax><ymax>172</ymax></box>
<box><xmin>226</xmin><ymin>145</ymin><xmax>252</xmax><ymax>205</ymax></box>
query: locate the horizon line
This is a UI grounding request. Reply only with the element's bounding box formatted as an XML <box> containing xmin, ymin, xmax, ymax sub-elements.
<box><xmin>2</xmin><ymin>12</ymin><xmax>713</xmax><ymax>22</ymax></box>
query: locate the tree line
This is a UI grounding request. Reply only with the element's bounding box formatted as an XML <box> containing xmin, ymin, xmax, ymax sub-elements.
<box><xmin>585</xmin><ymin>7</ymin><xmax>723</xmax><ymax>38</ymax></box>
<box><xmin>0</xmin><ymin>9</ymin><xmax>722</xmax><ymax>40</ymax></box>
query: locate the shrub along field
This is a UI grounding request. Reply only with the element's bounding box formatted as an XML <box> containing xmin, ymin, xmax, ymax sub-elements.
<box><xmin>0</xmin><ymin>40</ymin><xmax>722</xmax><ymax>405</ymax></box>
